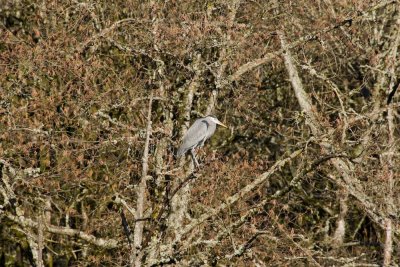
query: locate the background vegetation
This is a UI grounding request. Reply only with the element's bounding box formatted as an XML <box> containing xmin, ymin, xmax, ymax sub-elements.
<box><xmin>1</xmin><ymin>0</ymin><xmax>400</xmax><ymax>266</ymax></box>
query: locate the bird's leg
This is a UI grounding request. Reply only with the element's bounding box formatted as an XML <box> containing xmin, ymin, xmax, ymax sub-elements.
<box><xmin>190</xmin><ymin>149</ymin><xmax>200</xmax><ymax>169</ymax></box>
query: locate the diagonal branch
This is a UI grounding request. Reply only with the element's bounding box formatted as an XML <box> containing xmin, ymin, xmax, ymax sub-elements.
<box><xmin>225</xmin><ymin>231</ymin><xmax>269</xmax><ymax>260</ymax></box>
<box><xmin>150</xmin><ymin>152</ymin><xmax>345</xmax><ymax>266</ymax></box>
<box><xmin>148</xmin><ymin>149</ymin><xmax>303</xmax><ymax>266</ymax></box>
<box><xmin>181</xmin><ymin>153</ymin><xmax>347</xmax><ymax>252</ymax></box>
<box><xmin>77</xmin><ymin>18</ymin><xmax>137</xmax><ymax>53</ymax></box>
<box><xmin>174</xmin><ymin>149</ymin><xmax>303</xmax><ymax>244</ymax></box>
<box><xmin>279</xmin><ymin>31</ymin><xmax>321</xmax><ymax>135</ymax></box>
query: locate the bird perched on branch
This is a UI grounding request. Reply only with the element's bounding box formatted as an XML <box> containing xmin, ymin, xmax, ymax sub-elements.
<box><xmin>177</xmin><ymin>115</ymin><xmax>227</xmax><ymax>168</ymax></box>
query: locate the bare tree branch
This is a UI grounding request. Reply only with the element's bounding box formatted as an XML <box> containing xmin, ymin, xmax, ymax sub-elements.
<box><xmin>173</xmin><ymin>149</ymin><xmax>302</xmax><ymax>246</ymax></box>
<box><xmin>37</xmin><ymin>214</ymin><xmax>44</xmax><ymax>267</ymax></box>
<box><xmin>178</xmin><ymin>153</ymin><xmax>348</xmax><ymax>257</ymax></box>
<box><xmin>225</xmin><ymin>230</ymin><xmax>269</xmax><ymax>260</ymax></box>
<box><xmin>77</xmin><ymin>18</ymin><xmax>137</xmax><ymax>53</ymax></box>
<box><xmin>382</xmin><ymin>11</ymin><xmax>400</xmax><ymax>267</ymax></box>
<box><xmin>5</xmin><ymin>212</ymin><xmax>120</xmax><ymax>249</ymax></box>
<box><xmin>132</xmin><ymin>90</ymin><xmax>154</xmax><ymax>266</ymax></box>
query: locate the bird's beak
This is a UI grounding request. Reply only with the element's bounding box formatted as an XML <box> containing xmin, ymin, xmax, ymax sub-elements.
<box><xmin>217</xmin><ymin>121</ymin><xmax>228</xmax><ymax>128</ymax></box>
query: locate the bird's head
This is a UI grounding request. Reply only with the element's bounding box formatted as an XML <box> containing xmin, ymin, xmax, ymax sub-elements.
<box><xmin>207</xmin><ymin>115</ymin><xmax>228</xmax><ymax>128</ymax></box>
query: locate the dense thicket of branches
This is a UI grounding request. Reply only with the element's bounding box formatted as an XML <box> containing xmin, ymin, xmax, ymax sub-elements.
<box><xmin>1</xmin><ymin>0</ymin><xmax>400</xmax><ymax>266</ymax></box>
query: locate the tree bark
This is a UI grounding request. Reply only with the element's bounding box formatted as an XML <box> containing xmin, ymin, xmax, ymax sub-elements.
<box><xmin>132</xmin><ymin>91</ymin><xmax>153</xmax><ymax>266</ymax></box>
<box><xmin>37</xmin><ymin>214</ymin><xmax>44</xmax><ymax>267</ymax></box>
<box><xmin>382</xmin><ymin>14</ymin><xmax>399</xmax><ymax>266</ymax></box>
<box><xmin>168</xmin><ymin>53</ymin><xmax>202</xmax><ymax>242</ymax></box>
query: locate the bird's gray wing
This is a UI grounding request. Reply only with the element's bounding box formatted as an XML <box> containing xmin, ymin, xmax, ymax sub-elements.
<box><xmin>177</xmin><ymin>119</ymin><xmax>208</xmax><ymax>157</ymax></box>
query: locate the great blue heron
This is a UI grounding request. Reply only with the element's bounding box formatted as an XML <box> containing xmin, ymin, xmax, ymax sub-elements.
<box><xmin>177</xmin><ymin>115</ymin><xmax>227</xmax><ymax>168</ymax></box>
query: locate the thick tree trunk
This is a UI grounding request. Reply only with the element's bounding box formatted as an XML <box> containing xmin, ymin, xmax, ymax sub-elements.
<box><xmin>168</xmin><ymin>54</ymin><xmax>202</xmax><ymax>243</ymax></box>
